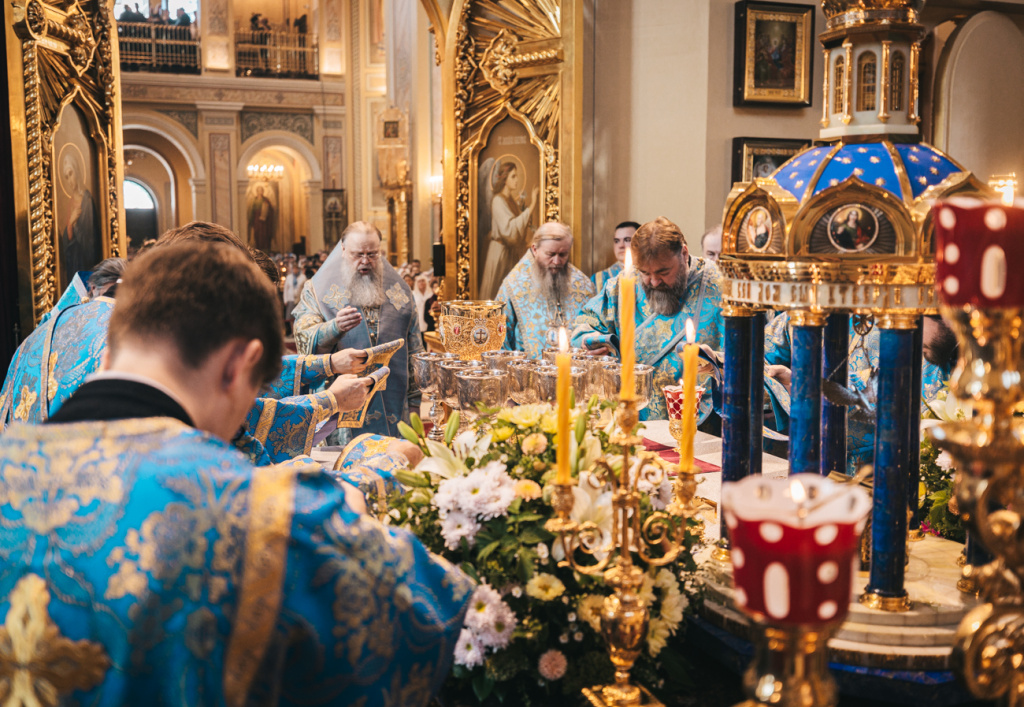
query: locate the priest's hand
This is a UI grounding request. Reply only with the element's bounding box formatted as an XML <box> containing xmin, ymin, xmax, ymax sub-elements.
<box><xmin>334</xmin><ymin>306</ymin><xmax>363</xmax><ymax>335</ymax></box>
<box><xmin>328</xmin><ymin>374</ymin><xmax>371</xmax><ymax>411</ymax></box>
<box><xmin>388</xmin><ymin>439</ymin><xmax>423</xmax><ymax>467</ymax></box>
<box><xmin>766</xmin><ymin>364</ymin><xmax>792</xmax><ymax>394</ymax></box>
<box><xmin>331</xmin><ymin>348</ymin><xmax>369</xmax><ymax>375</ymax></box>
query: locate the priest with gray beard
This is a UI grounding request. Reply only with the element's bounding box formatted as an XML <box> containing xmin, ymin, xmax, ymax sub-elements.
<box><xmin>570</xmin><ymin>216</ymin><xmax>725</xmax><ymax>420</ymax></box>
<box><xmin>495</xmin><ymin>222</ymin><xmax>596</xmax><ymax>360</ymax></box>
<box><xmin>292</xmin><ymin>221</ymin><xmax>423</xmax><ymax>439</ymax></box>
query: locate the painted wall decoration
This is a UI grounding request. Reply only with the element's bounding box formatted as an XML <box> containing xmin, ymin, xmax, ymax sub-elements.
<box><xmin>53</xmin><ymin>104</ymin><xmax>103</xmax><ymax>291</ymax></box>
<box><xmin>475</xmin><ymin>116</ymin><xmax>541</xmax><ymax>300</ymax></box>
<box><xmin>246</xmin><ymin>181</ymin><xmax>278</xmax><ymax>251</ymax></box>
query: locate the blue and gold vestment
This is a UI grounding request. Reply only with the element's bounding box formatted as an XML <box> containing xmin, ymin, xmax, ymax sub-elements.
<box><xmin>0</xmin><ymin>297</ymin><xmax>345</xmax><ymax>467</ymax></box>
<box><xmin>570</xmin><ymin>257</ymin><xmax>725</xmax><ymax>420</ymax></box>
<box><xmin>496</xmin><ymin>251</ymin><xmax>596</xmax><ymax>360</ymax></box>
<box><xmin>591</xmin><ymin>261</ymin><xmax>623</xmax><ymax>294</ymax></box>
<box><xmin>0</xmin><ymin>417</ymin><xmax>473</xmax><ymax>706</ymax></box>
<box><xmin>763</xmin><ymin>311</ymin><xmax>950</xmax><ymax>471</ymax></box>
<box><xmin>292</xmin><ymin>258</ymin><xmax>423</xmax><ymax>440</ymax></box>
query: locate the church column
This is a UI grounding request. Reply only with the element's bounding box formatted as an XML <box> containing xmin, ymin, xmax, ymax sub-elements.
<box><xmin>303</xmin><ymin>180</ymin><xmax>325</xmax><ymax>252</ymax></box>
<box><xmin>908</xmin><ymin>317</ymin><xmax>924</xmax><ymax>538</ymax></box>
<box><xmin>789</xmin><ymin>310</ymin><xmax>825</xmax><ymax>476</ymax></box>
<box><xmin>721</xmin><ymin>306</ymin><xmax>756</xmax><ymax>541</ymax></box>
<box><xmin>747</xmin><ymin>310</ymin><xmax>766</xmax><ymax>476</ymax></box>
<box><xmin>198</xmin><ymin>0</ymin><xmax>234</xmax><ymax>75</ymax></box>
<box><xmin>189</xmin><ymin>178</ymin><xmax>210</xmax><ymax>222</ymax></box>
<box><xmin>861</xmin><ymin>313</ymin><xmax>916</xmax><ymax>612</ymax></box>
<box><xmin>821</xmin><ymin>312</ymin><xmax>850</xmax><ymax>476</ymax></box>
<box><xmin>197</xmin><ymin>102</ymin><xmax>243</xmax><ymax>231</ymax></box>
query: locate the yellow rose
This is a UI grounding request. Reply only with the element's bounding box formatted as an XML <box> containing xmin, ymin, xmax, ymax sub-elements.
<box><xmin>504</xmin><ymin>404</ymin><xmax>545</xmax><ymax>429</ymax></box>
<box><xmin>493</xmin><ymin>425</ymin><xmax>515</xmax><ymax>442</ymax></box>
<box><xmin>540</xmin><ymin>413</ymin><xmax>558</xmax><ymax>435</ymax></box>
<box><xmin>515</xmin><ymin>479</ymin><xmax>543</xmax><ymax>500</ymax></box>
<box><xmin>577</xmin><ymin>594</ymin><xmax>605</xmax><ymax>632</ymax></box>
<box><xmin>522</xmin><ymin>432</ymin><xmax>548</xmax><ymax>456</ymax></box>
<box><xmin>525</xmin><ymin>572</ymin><xmax>565</xmax><ymax>601</ymax></box>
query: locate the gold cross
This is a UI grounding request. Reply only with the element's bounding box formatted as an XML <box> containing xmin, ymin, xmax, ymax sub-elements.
<box><xmin>0</xmin><ymin>574</ymin><xmax>109</xmax><ymax>706</ymax></box>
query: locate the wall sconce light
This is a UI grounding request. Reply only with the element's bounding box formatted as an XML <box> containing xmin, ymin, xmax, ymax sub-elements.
<box><xmin>429</xmin><ymin>175</ymin><xmax>443</xmax><ymax>203</ymax></box>
<box><xmin>989</xmin><ymin>173</ymin><xmax>1018</xmax><ymax>206</ymax></box>
<box><xmin>247</xmin><ymin>163</ymin><xmax>285</xmax><ymax>181</ymax></box>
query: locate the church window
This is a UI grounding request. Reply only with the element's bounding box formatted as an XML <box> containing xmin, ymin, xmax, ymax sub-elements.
<box><xmin>833</xmin><ymin>56</ymin><xmax>845</xmax><ymax>114</ymax></box>
<box><xmin>857</xmin><ymin>52</ymin><xmax>877</xmax><ymax>112</ymax></box>
<box><xmin>123</xmin><ymin>179</ymin><xmax>156</xmax><ymax>210</ymax></box>
<box><xmin>891</xmin><ymin>51</ymin><xmax>906</xmax><ymax>112</ymax></box>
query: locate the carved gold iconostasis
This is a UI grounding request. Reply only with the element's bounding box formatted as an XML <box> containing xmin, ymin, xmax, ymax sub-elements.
<box><xmin>433</xmin><ymin>0</ymin><xmax>584</xmax><ymax>300</ymax></box>
<box><xmin>5</xmin><ymin>0</ymin><xmax>126</xmax><ymax>329</ymax></box>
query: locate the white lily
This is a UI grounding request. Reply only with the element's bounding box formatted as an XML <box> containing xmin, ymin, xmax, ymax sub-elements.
<box><xmin>552</xmin><ymin>471</ymin><xmax>613</xmax><ymax>562</ymax></box>
<box><xmin>416</xmin><ymin>431</ymin><xmax>494</xmax><ymax>480</ymax></box>
<box><xmin>925</xmin><ymin>388</ymin><xmax>968</xmax><ymax>423</ymax></box>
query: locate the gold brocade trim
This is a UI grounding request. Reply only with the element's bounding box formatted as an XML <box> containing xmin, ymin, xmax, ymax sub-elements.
<box><xmin>0</xmin><ymin>574</ymin><xmax>110</xmax><ymax>702</ymax></box>
<box><xmin>223</xmin><ymin>463</ymin><xmax>300</xmax><ymax>707</ymax></box>
<box><xmin>253</xmin><ymin>400</ymin><xmax>277</xmax><ymax>445</ymax></box>
<box><xmin>305</xmin><ymin>391</ymin><xmax>339</xmax><ymax>454</ymax></box>
<box><xmin>38</xmin><ymin>313</ymin><xmax>61</xmax><ymax>421</ymax></box>
<box><xmin>337</xmin><ymin>432</ymin><xmax>376</xmax><ymax>469</ymax></box>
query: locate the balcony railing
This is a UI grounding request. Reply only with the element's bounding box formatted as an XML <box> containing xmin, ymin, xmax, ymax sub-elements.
<box><xmin>235</xmin><ymin>30</ymin><xmax>318</xmax><ymax>79</ymax></box>
<box><xmin>118</xmin><ymin>22</ymin><xmax>201</xmax><ymax>74</ymax></box>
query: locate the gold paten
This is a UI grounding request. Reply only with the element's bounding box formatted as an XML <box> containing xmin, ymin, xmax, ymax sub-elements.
<box><xmin>5</xmin><ymin>0</ymin><xmax>126</xmax><ymax>329</ymax></box>
<box><xmin>547</xmin><ymin>396</ymin><xmax>702</xmax><ymax>706</ymax></box>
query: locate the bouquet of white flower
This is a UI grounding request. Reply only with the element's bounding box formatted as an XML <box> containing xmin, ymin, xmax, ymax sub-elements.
<box><xmin>391</xmin><ymin>399</ymin><xmax>702</xmax><ymax>705</ymax></box>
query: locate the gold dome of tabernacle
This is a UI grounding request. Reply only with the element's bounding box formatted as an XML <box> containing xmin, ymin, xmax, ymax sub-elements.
<box><xmin>821</xmin><ymin>0</ymin><xmax>925</xmax><ymax>31</ymax></box>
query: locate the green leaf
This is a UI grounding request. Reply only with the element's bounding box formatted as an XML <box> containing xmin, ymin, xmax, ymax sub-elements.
<box><xmin>569</xmin><ymin>387</ymin><xmax>576</xmax><ymax>409</ymax></box>
<box><xmin>514</xmin><ymin>513</ymin><xmax>545</xmax><ymax>523</ymax></box>
<box><xmin>575</xmin><ymin>411</ymin><xmax>587</xmax><ymax>445</ymax></box>
<box><xmin>518</xmin><ymin>527</ymin><xmax>552</xmax><ymax>545</ymax></box>
<box><xmin>410</xmin><ymin>412</ymin><xmax>426</xmax><ymax>438</ymax></box>
<box><xmin>460</xmin><ymin>562</ymin><xmax>480</xmax><ymax>583</ymax></box>
<box><xmin>394</xmin><ymin>469</ymin><xmax>431</xmax><ymax>488</ymax></box>
<box><xmin>477</xmin><ymin>540</ymin><xmax>502</xmax><ymax>562</ymax></box>
<box><xmin>472</xmin><ymin>672</ymin><xmax>495</xmax><ymax>702</ymax></box>
<box><xmin>445</xmin><ymin>412</ymin><xmax>461</xmax><ymax>444</ymax></box>
<box><xmin>397</xmin><ymin>420</ymin><xmax>420</xmax><ymax>446</ymax></box>
<box><xmin>508</xmin><ymin>497</ymin><xmax>522</xmax><ymax>514</ymax></box>
<box><xmin>516</xmin><ymin>549</ymin><xmax>535</xmax><ymax>583</ymax></box>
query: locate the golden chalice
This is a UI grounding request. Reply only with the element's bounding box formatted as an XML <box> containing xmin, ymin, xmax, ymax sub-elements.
<box><xmin>438</xmin><ymin>300</ymin><xmax>507</xmax><ymax>360</ymax></box>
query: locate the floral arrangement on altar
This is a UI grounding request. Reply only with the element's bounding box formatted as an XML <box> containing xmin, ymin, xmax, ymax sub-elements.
<box><xmin>391</xmin><ymin>400</ymin><xmax>702</xmax><ymax>705</ymax></box>
<box><xmin>917</xmin><ymin>389</ymin><xmax>966</xmax><ymax>542</ymax></box>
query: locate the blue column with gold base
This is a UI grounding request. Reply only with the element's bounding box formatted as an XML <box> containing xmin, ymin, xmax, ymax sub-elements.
<box><xmin>748</xmin><ymin>310</ymin><xmax>766</xmax><ymax>477</ymax></box>
<box><xmin>789</xmin><ymin>310</ymin><xmax>825</xmax><ymax>476</ymax></box>
<box><xmin>861</xmin><ymin>316</ymin><xmax>916</xmax><ymax>611</ymax></box>
<box><xmin>721</xmin><ymin>306</ymin><xmax>755</xmax><ymax>541</ymax></box>
<box><xmin>908</xmin><ymin>318</ymin><xmax>924</xmax><ymax>538</ymax></box>
<box><xmin>821</xmin><ymin>312</ymin><xmax>849</xmax><ymax>476</ymax></box>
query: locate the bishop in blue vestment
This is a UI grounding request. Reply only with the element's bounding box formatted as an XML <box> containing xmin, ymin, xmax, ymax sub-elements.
<box><xmin>571</xmin><ymin>217</ymin><xmax>725</xmax><ymax>420</ymax></box>
<box><xmin>496</xmin><ymin>222</ymin><xmax>596</xmax><ymax>360</ymax></box>
<box><xmin>292</xmin><ymin>221</ymin><xmax>423</xmax><ymax>440</ymax></box>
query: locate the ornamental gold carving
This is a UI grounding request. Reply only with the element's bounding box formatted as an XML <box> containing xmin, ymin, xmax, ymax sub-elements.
<box><xmin>6</xmin><ymin>0</ymin><xmax>126</xmax><ymax>328</ymax></box>
<box><xmin>439</xmin><ymin>0</ymin><xmax>582</xmax><ymax>299</ymax></box>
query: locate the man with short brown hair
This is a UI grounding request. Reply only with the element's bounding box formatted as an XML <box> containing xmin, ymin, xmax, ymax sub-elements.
<box><xmin>0</xmin><ymin>241</ymin><xmax>472</xmax><ymax>706</ymax></box>
<box><xmin>571</xmin><ymin>216</ymin><xmax>725</xmax><ymax>420</ymax></box>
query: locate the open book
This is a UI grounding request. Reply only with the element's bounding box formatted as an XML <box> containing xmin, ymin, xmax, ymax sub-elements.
<box><xmin>363</xmin><ymin>338</ymin><xmax>405</xmax><ymax>369</ymax></box>
<box><xmin>337</xmin><ymin>366</ymin><xmax>391</xmax><ymax>428</ymax></box>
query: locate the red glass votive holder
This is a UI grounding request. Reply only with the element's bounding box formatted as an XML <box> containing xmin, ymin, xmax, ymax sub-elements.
<box><xmin>721</xmin><ymin>473</ymin><xmax>871</xmax><ymax>627</ymax></box>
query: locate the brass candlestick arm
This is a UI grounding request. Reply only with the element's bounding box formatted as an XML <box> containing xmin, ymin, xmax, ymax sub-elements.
<box><xmin>547</xmin><ymin>395</ymin><xmax>702</xmax><ymax>707</ymax></box>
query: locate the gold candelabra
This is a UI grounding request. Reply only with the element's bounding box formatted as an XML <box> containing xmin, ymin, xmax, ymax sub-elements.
<box><xmin>546</xmin><ymin>396</ymin><xmax>700</xmax><ymax>707</ymax></box>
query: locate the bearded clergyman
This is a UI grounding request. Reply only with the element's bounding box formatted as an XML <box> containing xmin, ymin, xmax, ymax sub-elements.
<box><xmin>570</xmin><ymin>216</ymin><xmax>725</xmax><ymax>420</ymax></box>
<box><xmin>495</xmin><ymin>222</ymin><xmax>596</xmax><ymax>360</ymax></box>
<box><xmin>292</xmin><ymin>221</ymin><xmax>422</xmax><ymax>439</ymax></box>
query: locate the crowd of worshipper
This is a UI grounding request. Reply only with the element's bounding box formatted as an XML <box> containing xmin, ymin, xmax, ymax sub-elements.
<box><xmin>0</xmin><ymin>215</ymin><xmax>959</xmax><ymax>705</ymax></box>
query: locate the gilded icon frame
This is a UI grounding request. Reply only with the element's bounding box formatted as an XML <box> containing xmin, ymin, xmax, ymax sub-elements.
<box><xmin>733</xmin><ymin>0</ymin><xmax>815</xmax><ymax>108</ymax></box>
<box><xmin>731</xmin><ymin>137</ymin><xmax>811</xmax><ymax>184</ymax></box>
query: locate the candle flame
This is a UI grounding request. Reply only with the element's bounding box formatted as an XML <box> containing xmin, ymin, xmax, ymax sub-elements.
<box><xmin>558</xmin><ymin>326</ymin><xmax>569</xmax><ymax>353</ymax></box>
<box><xmin>624</xmin><ymin>248</ymin><xmax>633</xmax><ymax>272</ymax></box>
<box><xmin>685</xmin><ymin>318</ymin><xmax>695</xmax><ymax>344</ymax></box>
<box><xmin>989</xmin><ymin>173</ymin><xmax>1016</xmax><ymax>207</ymax></box>
<box><xmin>790</xmin><ymin>478</ymin><xmax>807</xmax><ymax>505</ymax></box>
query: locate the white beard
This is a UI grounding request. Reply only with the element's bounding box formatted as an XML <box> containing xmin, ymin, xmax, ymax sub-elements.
<box><xmin>530</xmin><ymin>259</ymin><xmax>569</xmax><ymax>307</ymax></box>
<box><xmin>339</xmin><ymin>258</ymin><xmax>385</xmax><ymax>309</ymax></box>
